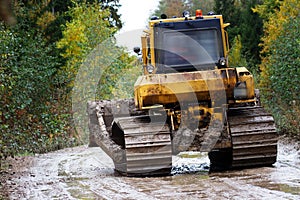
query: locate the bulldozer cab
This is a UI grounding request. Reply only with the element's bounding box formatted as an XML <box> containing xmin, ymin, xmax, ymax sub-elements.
<box><xmin>141</xmin><ymin>11</ymin><xmax>230</xmax><ymax>74</ymax></box>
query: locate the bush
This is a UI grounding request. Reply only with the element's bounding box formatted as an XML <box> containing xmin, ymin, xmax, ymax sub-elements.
<box><xmin>0</xmin><ymin>22</ymin><xmax>79</xmax><ymax>161</ymax></box>
<box><xmin>260</xmin><ymin>17</ymin><xmax>300</xmax><ymax>135</ymax></box>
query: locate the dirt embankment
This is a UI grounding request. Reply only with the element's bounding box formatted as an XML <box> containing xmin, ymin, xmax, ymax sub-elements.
<box><xmin>1</xmin><ymin>136</ymin><xmax>300</xmax><ymax>200</ymax></box>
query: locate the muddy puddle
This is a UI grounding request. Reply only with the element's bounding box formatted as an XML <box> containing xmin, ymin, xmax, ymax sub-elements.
<box><xmin>4</xmin><ymin>136</ymin><xmax>300</xmax><ymax>200</ymax></box>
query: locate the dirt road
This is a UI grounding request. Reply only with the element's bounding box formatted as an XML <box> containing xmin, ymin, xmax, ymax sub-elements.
<box><xmin>2</xmin><ymin>136</ymin><xmax>300</xmax><ymax>200</ymax></box>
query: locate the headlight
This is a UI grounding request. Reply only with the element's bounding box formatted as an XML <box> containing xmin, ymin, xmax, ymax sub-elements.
<box><xmin>218</xmin><ymin>57</ymin><xmax>227</xmax><ymax>67</ymax></box>
<box><xmin>183</xmin><ymin>11</ymin><xmax>190</xmax><ymax>18</ymax></box>
<box><xmin>146</xmin><ymin>65</ymin><xmax>154</xmax><ymax>74</ymax></box>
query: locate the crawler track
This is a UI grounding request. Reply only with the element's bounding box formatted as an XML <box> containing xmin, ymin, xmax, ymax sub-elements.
<box><xmin>88</xmin><ymin>99</ymin><xmax>172</xmax><ymax>176</ymax></box>
<box><xmin>113</xmin><ymin>116</ymin><xmax>172</xmax><ymax>176</ymax></box>
<box><xmin>228</xmin><ymin>106</ymin><xmax>278</xmax><ymax>168</ymax></box>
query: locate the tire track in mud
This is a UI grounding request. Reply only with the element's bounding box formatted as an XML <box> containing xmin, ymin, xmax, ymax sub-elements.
<box><xmin>5</xmin><ymin>137</ymin><xmax>300</xmax><ymax>200</ymax></box>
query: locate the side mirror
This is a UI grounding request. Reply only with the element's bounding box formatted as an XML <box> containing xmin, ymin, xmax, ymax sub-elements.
<box><xmin>133</xmin><ymin>47</ymin><xmax>141</xmax><ymax>55</ymax></box>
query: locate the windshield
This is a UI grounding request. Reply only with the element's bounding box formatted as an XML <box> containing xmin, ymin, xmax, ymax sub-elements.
<box><xmin>160</xmin><ymin>29</ymin><xmax>222</xmax><ymax>69</ymax></box>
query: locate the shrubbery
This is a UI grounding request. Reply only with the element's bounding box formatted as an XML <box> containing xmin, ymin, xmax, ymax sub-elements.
<box><xmin>0</xmin><ymin>0</ymin><xmax>138</xmax><ymax>162</ymax></box>
<box><xmin>260</xmin><ymin>16</ymin><xmax>300</xmax><ymax>135</ymax></box>
<box><xmin>255</xmin><ymin>0</ymin><xmax>300</xmax><ymax>136</ymax></box>
<box><xmin>0</xmin><ymin>22</ymin><xmax>79</xmax><ymax>161</ymax></box>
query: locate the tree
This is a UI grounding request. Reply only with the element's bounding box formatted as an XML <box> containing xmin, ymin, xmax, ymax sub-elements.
<box><xmin>186</xmin><ymin>0</ymin><xmax>215</xmax><ymax>15</ymax></box>
<box><xmin>98</xmin><ymin>0</ymin><xmax>122</xmax><ymax>28</ymax></box>
<box><xmin>56</xmin><ymin>1</ymin><xmax>117</xmax><ymax>87</ymax></box>
<box><xmin>153</xmin><ymin>0</ymin><xmax>215</xmax><ymax>18</ymax></box>
<box><xmin>214</xmin><ymin>0</ymin><xmax>263</xmax><ymax>72</ymax></box>
<box><xmin>256</xmin><ymin>0</ymin><xmax>300</xmax><ymax>135</ymax></box>
<box><xmin>0</xmin><ymin>0</ymin><xmax>130</xmax><ymax>159</ymax></box>
<box><xmin>153</xmin><ymin>0</ymin><xmax>186</xmax><ymax>18</ymax></box>
<box><xmin>254</xmin><ymin>0</ymin><xmax>295</xmax><ymax>59</ymax></box>
<box><xmin>12</xmin><ymin>1</ymin><xmax>122</xmax><ymax>43</ymax></box>
<box><xmin>228</xmin><ymin>35</ymin><xmax>247</xmax><ymax>67</ymax></box>
<box><xmin>214</xmin><ymin>0</ymin><xmax>237</xmax><ymax>23</ymax></box>
<box><xmin>0</xmin><ymin>18</ymin><xmax>77</xmax><ymax>158</ymax></box>
<box><xmin>0</xmin><ymin>0</ymin><xmax>16</xmax><ymax>25</ymax></box>
<box><xmin>57</xmin><ymin>1</ymin><xmax>138</xmax><ymax>100</ymax></box>
<box><xmin>252</xmin><ymin>0</ymin><xmax>283</xmax><ymax>21</ymax></box>
<box><xmin>239</xmin><ymin>0</ymin><xmax>263</xmax><ymax>70</ymax></box>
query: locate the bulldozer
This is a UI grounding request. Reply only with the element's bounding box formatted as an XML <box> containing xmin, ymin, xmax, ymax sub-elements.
<box><xmin>87</xmin><ymin>10</ymin><xmax>278</xmax><ymax>176</ymax></box>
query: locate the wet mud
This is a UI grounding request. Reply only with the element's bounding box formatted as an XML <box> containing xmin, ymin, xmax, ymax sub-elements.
<box><xmin>2</xmin><ymin>136</ymin><xmax>300</xmax><ymax>200</ymax></box>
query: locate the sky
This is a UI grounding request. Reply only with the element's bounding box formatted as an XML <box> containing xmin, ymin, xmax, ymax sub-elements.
<box><xmin>118</xmin><ymin>0</ymin><xmax>160</xmax><ymax>32</ymax></box>
<box><xmin>116</xmin><ymin>0</ymin><xmax>160</xmax><ymax>51</ymax></box>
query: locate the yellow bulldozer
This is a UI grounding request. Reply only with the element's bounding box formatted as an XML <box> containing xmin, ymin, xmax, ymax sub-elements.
<box><xmin>87</xmin><ymin>10</ymin><xmax>278</xmax><ymax>176</ymax></box>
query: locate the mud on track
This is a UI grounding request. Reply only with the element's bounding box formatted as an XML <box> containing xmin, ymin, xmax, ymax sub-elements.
<box><xmin>2</xmin><ymin>136</ymin><xmax>300</xmax><ymax>200</ymax></box>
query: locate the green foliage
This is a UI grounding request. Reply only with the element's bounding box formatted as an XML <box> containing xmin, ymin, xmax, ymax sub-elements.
<box><xmin>254</xmin><ymin>0</ymin><xmax>298</xmax><ymax>60</ymax></box>
<box><xmin>110</xmin><ymin>58</ymin><xmax>142</xmax><ymax>99</ymax></box>
<box><xmin>96</xmin><ymin>54</ymin><xmax>139</xmax><ymax>100</ymax></box>
<box><xmin>57</xmin><ymin>1</ymin><xmax>117</xmax><ymax>90</ymax></box>
<box><xmin>0</xmin><ymin>0</ymin><xmax>132</xmax><ymax>162</ymax></box>
<box><xmin>228</xmin><ymin>35</ymin><xmax>247</xmax><ymax>67</ymax></box>
<box><xmin>214</xmin><ymin>0</ymin><xmax>263</xmax><ymax>72</ymax></box>
<box><xmin>97</xmin><ymin>0</ymin><xmax>122</xmax><ymax>28</ymax></box>
<box><xmin>260</xmin><ymin>16</ymin><xmax>300</xmax><ymax>135</ymax></box>
<box><xmin>185</xmin><ymin>0</ymin><xmax>215</xmax><ymax>14</ymax></box>
<box><xmin>252</xmin><ymin>0</ymin><xmax>283</xmax><ymax>20</ymax></box>
<box><xmin>14</xmin><ymin>0</ymin><xmax>122</xmax><ymax>44</ymax></box>
<box><xmin>57</xmin><ymin>1</ymin><xmax>137</xmax><ymax>100</ymax></box>
<box><xmin>152</xmin><ymin>0</ymin><xmax>214</xmax><ymax>18</ymax></box>
<box><xmin>239</xmin><ymin>0</ymin><xmax>263</xmax><ymax>70</ymax></box>
<box><xmin>153</xmin><ymin>0</ymin><xmax>186</xmax><ymax>17</ymax></box>
<box><xmin>268</xmin><ymin>18</ymin><xmax>300</xmax><ymax>103</ymax></box>
<box><xmin>56</xmin><ymin>1</ymin><xmax>139</xmax><ymax>143</ymax></box>
<box><xmin>257</xmin><ymin>0</ymin><xmax>300</xmax><ymax>136</ymax></box>
<box><xmin>214</xmin><ymin>0</ymin><xmax>237</xmax><ymax>24</ymax></box>
<box><xmin>0</xmin><ymin>20</ymin><xmax>78</xmax><ymax>160</ymax></box>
